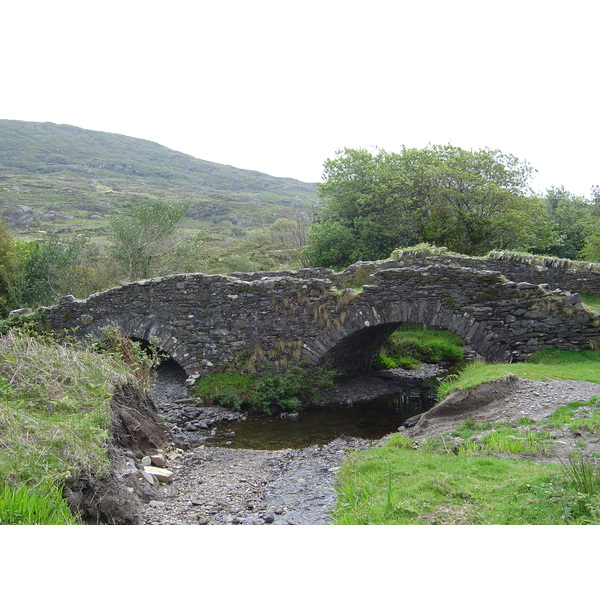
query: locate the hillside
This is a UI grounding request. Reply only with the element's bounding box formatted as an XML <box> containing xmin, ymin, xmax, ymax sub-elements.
<box><xmin>0</xmin><ymin>120</ymin><xmax>319</xmax><ymax>238</ymax></box>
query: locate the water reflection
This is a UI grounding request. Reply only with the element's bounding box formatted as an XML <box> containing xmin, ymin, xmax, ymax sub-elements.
<box><xmin>202</xmin><ymin>386</ymin><xmax>437</xmax><ymax>450</ymax></box>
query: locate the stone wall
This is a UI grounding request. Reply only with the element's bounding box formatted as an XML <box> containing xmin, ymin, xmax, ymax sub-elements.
<box><xmin>41</xmin><ymin>258</ymin><xmax>600</xmax><ymax>377</ymax></box>
<box><xmin>336</xmin><ymin>249</ymin><xmax>600</xmax><ymax>296</ymax></box>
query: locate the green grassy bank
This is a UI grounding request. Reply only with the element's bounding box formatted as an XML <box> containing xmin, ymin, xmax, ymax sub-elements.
<box><xmin>0</xmin><ymin>327</ymin><xmax>153</xmax><ymax>524</ymax></box>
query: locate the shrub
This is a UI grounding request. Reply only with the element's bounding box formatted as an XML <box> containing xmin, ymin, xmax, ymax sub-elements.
<box><xmin>192</xmin><ymin>372</ymin><xmax>255</xmax><ymax>411</ymax></box>
<box><xmin>556</xmin><ymin>453</ymin><xmax>600</xmax><ymax>523</ymax></box>
<box><xmin>88</xmin><ymin>326</ymin><xmax>166</xmax><ymax>392</ymax></box>
<box><xmin>192</xmin><ymin>363</ymin><xmax>337</xmax><ymax>415</ymax></box>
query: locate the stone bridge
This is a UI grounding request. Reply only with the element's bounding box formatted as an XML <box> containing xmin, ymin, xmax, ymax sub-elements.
<box><xmin>41</xmin><ymin>250</ymin><xmax>600</xmax><ymax>377</ymax></box>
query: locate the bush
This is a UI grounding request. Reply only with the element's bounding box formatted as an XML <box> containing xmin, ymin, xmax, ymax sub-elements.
<box><xmin>192</xmin><ymin>363</ymin><xmax>337</xmax><ymax>415</ymax></box>
<box><xmin>192</xmin><ymin>372</ymin><xmax>255</xmax><ymax>411</ymax></box>
<box><xmin>88</xmin><ymin>326</ymin><xmax>166</xmax><ymax>392</ymax></box>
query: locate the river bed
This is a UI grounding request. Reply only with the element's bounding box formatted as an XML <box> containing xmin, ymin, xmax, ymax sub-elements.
<box><xmin>150</xmin><ymin>360</ymin><xmax>450</xmax><ymax>450</ymax></box>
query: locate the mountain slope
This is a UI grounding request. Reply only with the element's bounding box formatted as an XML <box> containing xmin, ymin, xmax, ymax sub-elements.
<box><xmin>0</xmin><ymin>120</ymin><xmax>319</xmax><ymax>236</ymax></box>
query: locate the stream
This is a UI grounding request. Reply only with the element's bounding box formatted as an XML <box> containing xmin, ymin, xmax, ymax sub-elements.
<box><xmin>150</xmin><ymin>359</ymin><xmax>452</xmax><ymax>450</ymax></box>
<box><xmin>143</xmin><ymin>361</ymin><xmax>453</xmax><ymax>524</ymax></box>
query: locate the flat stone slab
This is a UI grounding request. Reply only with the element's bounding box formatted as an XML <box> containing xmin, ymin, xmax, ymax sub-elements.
<box><xmin>143</xmin><ymin>466</ymin><xmax>174</xmax><ymax>483</ymax></box>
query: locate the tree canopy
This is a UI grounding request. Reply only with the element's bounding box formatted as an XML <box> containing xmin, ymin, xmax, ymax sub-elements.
<box><xmin>304</xmin><ymin>145</ymin><xmax>581</xmax><ymax>269</ymax></box>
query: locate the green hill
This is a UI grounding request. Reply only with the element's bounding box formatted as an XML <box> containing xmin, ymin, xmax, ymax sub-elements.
<box><xmin>0</xmin><ymin>120</ymin><xmax>319</xmax><ymax>239</ymax></box>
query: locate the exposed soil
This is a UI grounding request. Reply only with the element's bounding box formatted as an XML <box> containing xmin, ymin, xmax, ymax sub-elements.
<box><xmin>73</xmin><ymin>361</ymin><xmax>600</xmax><ymax>525</ymax></box>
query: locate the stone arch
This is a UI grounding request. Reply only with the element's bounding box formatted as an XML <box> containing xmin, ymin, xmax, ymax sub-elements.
<box><xmin>82</xmin><ymin>315</ymin><xmax>197</xmax><ymax>374</ymax></box>
<box><xmin>316</xmin><ymin>300</ymin><xmax>507</xmax><ymax>375</ymax></box>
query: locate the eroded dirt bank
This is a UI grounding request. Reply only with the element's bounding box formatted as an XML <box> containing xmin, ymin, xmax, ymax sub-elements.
<box><xmin>402</xmin><ymin>376</ymin><xmax>600</xmax><ymax>462</ymax></box>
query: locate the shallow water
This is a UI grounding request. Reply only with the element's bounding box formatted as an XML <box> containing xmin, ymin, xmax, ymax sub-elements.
<box><xmin>201</xmin><ymin>386</ymin><xmax>438</xmax><ymax>450</ymax></box>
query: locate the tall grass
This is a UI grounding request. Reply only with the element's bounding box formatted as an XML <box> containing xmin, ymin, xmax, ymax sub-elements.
<box><xmin>556</xmin><ymin>453</ymin><xmax>600</xmax><ymax>523</ymax></box>
<box><xmin>0</xmin><ymin>329</ymin><xmax>137</xmax><ymax>523</ymax></box>
<box><xmin>0</xmin><ymin>481</ymin><xmax>76</xmax><ymax>525</ymax></box>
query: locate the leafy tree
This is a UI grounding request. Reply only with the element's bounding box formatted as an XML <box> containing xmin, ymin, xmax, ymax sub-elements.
<box><xmin>108</xmin><ymin>199</ymin><xmax>191</xmax><ymax>281</ymax></box>
<box><xmin>308</xmin><ymin>144</ymin><xmax>550</xmax><ymax>267</ymax></box>
<box><xmin>412</xmin><ymin>145</ymin><xmax>544</xmax><ymax>254</ymax></box>
<box><xmin>301</xmin><ymin>220</ymin><xmax>358</xmax><ymax>269</ymax></box>
<box><xmin>544</xmin><ymin>186</ymin><xmax>590</xmax><ymax>259</ymax></box>
<box><xmin>6</xmin><ymin>233</ymin><xmax>89</xmax><ymax>308</ymax></box>
<box><xmin>263</xmin><ymin>214</ymin><xmax>311</xmax><ymax>267</ymax></box>
<box><xmin>0</xmin><ymin>219</ymin><xmax>29</xmax><ymax>314</ymax></box>
<box><xmin>580</xmin><ymin>185</ymin><xmax>600</xmax><ymax>262</ymax></box>
<box><xmin>316</xmin><ymin>148</ymin><xmax>422</xmax><ymax>262</ymax></box>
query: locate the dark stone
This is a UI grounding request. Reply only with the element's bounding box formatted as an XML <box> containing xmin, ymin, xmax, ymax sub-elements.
<box><xmin>39</xmin><ymin>255</ymin><xmax>600</xmax><ymax>379</ymax></box>
<box><xmin>401</xmin><ymin>414</ymin><xmax>422</xmax><ymax>429</ymax></box>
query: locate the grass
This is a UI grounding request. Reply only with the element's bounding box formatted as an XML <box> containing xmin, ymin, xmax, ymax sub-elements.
<box><xmin>436</xmin><ymin>350</ymin><xmax>600</xmax><ymax>399</ymax></box>
<box><xmin>582</xmin><ymin>294</ymin><xmax>600</xmax><ymax>313</ymax></box>
<box><xmin>333</xmin><ymin>436</ymin><xmax>568</xmax><ymax>524</ymax></box>
<box><xmin>421</xmin><ymin>419</ymin><xmax>554</xmax><ymax>456</ymax></box>
<box><xmin>334</xmin><ymin>434</ymin><xmax>600</xmax><ymax>525</ymax></box>
<box><xmin>375</xmin><ymin>324</ymin><xmax>464</xmax><ymax>370</ymax></box>
<box><xmin>0</xmin><ymin>329</ymin><xmax>138</xmax><ymax>523</ymax></box>
<box><xmin>544</xmin><ymin>396</ymin><xmax>600</xmax><ymax>433</ymax></box>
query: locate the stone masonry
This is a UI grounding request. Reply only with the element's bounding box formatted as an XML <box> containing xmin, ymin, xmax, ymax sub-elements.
<box><xmin>40</xmin><ymin>252</ymin><xmax>600</xmax><ymax>377</ymax></box>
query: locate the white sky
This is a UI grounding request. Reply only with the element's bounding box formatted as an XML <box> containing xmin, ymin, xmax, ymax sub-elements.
<box><xmin>2</xmin><ymin>0</ymin><xmax>598</xmax><ymax>197</ymax></box>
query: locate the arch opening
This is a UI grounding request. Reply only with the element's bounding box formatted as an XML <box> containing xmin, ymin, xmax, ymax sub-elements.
<box><xmin>321</xmin><ymin>322</ymin><xmax>468</xmax><ymax>376</ymax></box>
<box><xmin>128</xmin><ymin>336</ymin><xmax>189</xmax><ymax>391</ymax></box>
<box><xmin>129</xmin><ymin>337</ymin><xmax>186</xmax><ymax>373</ymax></box>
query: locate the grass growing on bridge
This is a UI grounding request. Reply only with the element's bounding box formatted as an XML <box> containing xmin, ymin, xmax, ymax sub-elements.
<box><xmin>582</xmin><ymin>294</ymin><xmax>600</xmax><ymax>314</ymax></box>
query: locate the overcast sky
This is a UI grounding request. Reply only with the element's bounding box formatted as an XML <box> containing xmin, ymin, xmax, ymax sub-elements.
<box><xmin>2</xmin><ymin>0</ymin><xmax>598</xmax><ymax>197</ymax></box>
